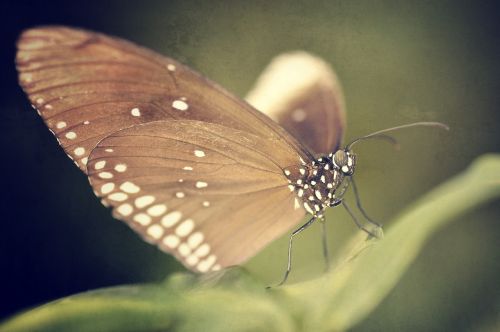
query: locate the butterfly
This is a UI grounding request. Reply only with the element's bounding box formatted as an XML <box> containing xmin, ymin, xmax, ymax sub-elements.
<box><xmin>16</xmin><ymin>26</ymin><xmax>447</xmax><ymax>283</ymax></box>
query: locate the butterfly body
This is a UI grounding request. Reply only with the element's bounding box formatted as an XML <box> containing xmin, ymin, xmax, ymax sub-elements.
<box><xmin>286</xmin><ymin>150</ymin><xmax>356</xmax><ymax>217</ymax></box>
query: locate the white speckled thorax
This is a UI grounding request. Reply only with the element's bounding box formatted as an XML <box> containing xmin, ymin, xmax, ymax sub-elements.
<box><xmin>285</xmin><ymin>151</ymin><xmax>356</xmax><ymax>216</ymax></box>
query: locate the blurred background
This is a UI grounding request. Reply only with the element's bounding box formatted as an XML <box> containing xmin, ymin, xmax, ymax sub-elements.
<box><xmin>1</xmin><ymin>1</ymin><xmax>499</xmax><ymax>330</ymax></box>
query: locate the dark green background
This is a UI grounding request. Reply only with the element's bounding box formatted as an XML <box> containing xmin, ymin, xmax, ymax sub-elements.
<box><xmin>1</xmin><ymin>1</ymin><xmax>499</xmax><ymax>331</ymax></box>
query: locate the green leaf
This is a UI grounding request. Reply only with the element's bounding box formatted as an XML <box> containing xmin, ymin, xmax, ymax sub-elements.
<box><xmin>0</xmin><ymin>270</ymin><xmax>294</xmax><ymax>332</ymax></box>
<box><xmin>0</xmin><ymin>283</ymin><xmax>177</xmax><ymax>332</ymax></box>
<box><xmin>2</xmin><ymin>155</ymin><xmax>499</xmax><ymax>332</ymax></box>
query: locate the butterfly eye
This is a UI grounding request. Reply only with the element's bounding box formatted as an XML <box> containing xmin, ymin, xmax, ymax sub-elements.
<box><xmin>333</xmin><ymin>150</ymin><xmax>347</xmax><ymax>167</ymax></box>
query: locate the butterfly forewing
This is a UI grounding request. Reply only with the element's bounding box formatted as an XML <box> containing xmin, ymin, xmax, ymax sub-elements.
<box><xmin>246</xmin><ymin>51</ymin><xmax>346</xmax><ymax>155</ymax></box>
<box><xmin>87</xmin><ymin>120</ymin><xmax>305</xmax><ymax>271</ymax></box>
<box><xmin>16</xmin><ymin>27</ymin><xmax>312</xmax><ymax>172</ymax></box>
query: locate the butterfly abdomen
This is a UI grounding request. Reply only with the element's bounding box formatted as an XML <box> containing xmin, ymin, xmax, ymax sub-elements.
<box><xmin>285</xmin><ymin>156</ymin><xmax>345</xmax><ymax>216</ymax></box>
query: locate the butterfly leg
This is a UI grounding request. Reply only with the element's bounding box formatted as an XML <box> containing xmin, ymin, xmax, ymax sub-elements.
<box><xmin>319</xmin><ymin>216</ymin><xmax>330</xmax><ymax>272</ymax></box>
<box><xmin>342</xmin><ymin>201</ymin><xmax>379</xmax><ymax>238</ymax></box>
<box><xmin>349</xmin><ymin>177</ymin><xmax>382</xmax><ymax>227</ymax></box>
<box><xmin>272</xmin><ymin>216</ymin><xmax>317</xmax><ymax>287</ymax></box>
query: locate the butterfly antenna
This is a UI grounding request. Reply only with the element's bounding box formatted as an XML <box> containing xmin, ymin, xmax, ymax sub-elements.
<box><xmin>346</xmin><ymin>121</ymin><xmax>449</xmax><ymax>150</ymax></box>
<box><xmin>365</xmin><ymin>134</ymin><xmax>401</xmax><ymax>150</ymax></box>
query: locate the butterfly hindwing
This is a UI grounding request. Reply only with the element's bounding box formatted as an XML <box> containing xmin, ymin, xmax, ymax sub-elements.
<box><xmin>87</xmin><ymin>120</ymin><xmax>305</xmax><ymax>271</ymax></box>
<box><xmin>246</xmin><ymin>51</ymin><xmax>346</xmax><ymax>155</ymax></box>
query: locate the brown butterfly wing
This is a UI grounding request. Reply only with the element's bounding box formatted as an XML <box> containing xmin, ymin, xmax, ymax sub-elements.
<box><xmin>246</xmin><ymin>51</ymin><xmax>346</xmax><ymax>155</ymax></box>
<box><xmin>87</xmin><ymin>120</ymin><xmax>305</xmax><ymax>271</ymax></box>
<box><xmin>16</xmin><ymin>26</ymin><xmax>312</xmax><ymax>172</ymax></box>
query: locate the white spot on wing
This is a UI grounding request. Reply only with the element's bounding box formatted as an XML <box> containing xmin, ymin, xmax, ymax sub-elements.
<box><xmin>120</xmin><ymin>182</ymin><xmax>140</xmax><ymax>194</ymax></box>
<box><xmin>74</xmin><ymin>147</ymin><xmax>85</xmax><ymax>156</ymax></box>
<box><xmin>22</xmin><ymin>74</ymin><xmax>32</xmax><ymax>82</ymax></box>
<box><xmin>56</xmin><ymin>121</ymin><xmax>67</xmax><ymax>129</ymax></box>
<box><xmin>108</xmin><ymin>192</ymin><xmax>128</xmax><ymax>202</ymax></box>
<box><xmin>133</xmin><ymin>213</ymin><xmax>151</xmax><ymax>226</ymax></box>
<box><xmin>194</xmin><ymin>243</ymin><xmax>210</xmax><ymax>257</ymax></box>
<box><xmin>315</xmin><ymin>190</ymin><xmax>323</xmax><ymax>200</ymax></box>
<box><xmin>114</xmin><ymin>164</ymin><xmax>127</xmax><ymax>172</ymax></box>
<box><xmin>167</xmin><ymin>64</ymin><xmax>176</xmax><ymax>71</ymax></box>
<box><xmin>101</xmin><ymin>183</ymin><xmax>115</xmax><ymax>194</ymax></box>
<box><xmin>186</xmin><ymin>255</ymin><xmax>199</xmax><ymax>266</ymax></box>
<box><xmin>175</xmin><ymin>192</ymin><xmax>185</xmax><ymax>198</ymax></box>
<box><xmin>195</xmin><ymin>181</ymin><xmax>208</xmax><ymax>188</ymax></box>
<box><xmin>65</xmin><ymin>131</ymin><xmax>77</xmax><ymax>140</ymax></box>
<box><xmin>135</xmin><ymin>195</ymin><xmax>155</xmax><ymax>208</ymax></box>
<box><xmin>175</xmin><ymin>219</ymin><xmax>194</xmax><ymax>237</ymax></box>
<box><xmin>117</xmin><ymin>203</ymin><xmax>133</xmax><ymax>216</ymax></box>
<box><xmin>202</xmin><ymin>201</ymin><xmax>210</xmax><ymax>207</ymax></box>
<box><xmin>303</xmin><ymin>202</ymin><xmax>314</xmax><ymax>214</ymax></box>
<box><xmin>94</xmin><ymin>161</ymin><xmax>106</xmax><ymax>170</ymax></box>
<box><xmin>172</xmin><ymin>99</ymin><xmax>189</xmax><ymax>111</ymax></box>
<box><xmin>178</xmin><ymin>243</ymin><xmax>191</xmax><ymax>257</ymax></box>
<box><xmin>188</xmin><ymin>232</ymin><xmax>204</xmax><ymax>248</ymax></box>
<box><xmin>194</xmin><ymin>150</ymin><xmax>205</xmax><ymax>158</ymax></box>
<box><xmin>161</xmin><ymin>211</ymin><xmax>182</xmax><ymax>227</ymax></box>
<box><xmin>183</xmin><ymin>166</ymin><xmax>193</xmax><ymax>171</ymax></box>
<box><xmin>294</xmin><ymin>198</ymin><xmax>301</xmax><ymax>209</ymax></box>
<box><xmin>197</xmin><ymin>255</ymin><xmax>216</xmax><ymax>272</ymax></box>
<box><xmin>98</xmin><ymin>172</ymin><xmax>113</xmax><ymax>179</ymax></box>
<box><xmin>131</xmin><ymin>108</ymin><xmax>141</xmax><ymax>117</ymax></box>
<box><xmin>163</xmin><ymin>235</ymin><xmax>180</xmax><ymax>248</ymax></box>
<box><xmin>147</xmin><ymin>224</ymin><xmax>164</xmax><ymax>239</ymax></box>
<box><xmin>147</xmin><ymin>204</ymin><xmax>167</xmax><ymax>217</ymax></box>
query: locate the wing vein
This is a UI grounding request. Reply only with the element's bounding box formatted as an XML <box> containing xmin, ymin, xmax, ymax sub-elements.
<box><xmin>106</xmin><ymin>133</ymin><xmax>281</xmax><ymax>174</ymax></box>
<box><xmin>46</xmin><ymin>100</ymin><xmax>173</xmax><ymax>121</ymax></box>
<box><xmin>28</xmin><ymin>79</ymin><xmax>169</xmax><ymax>95</ymax></box>
<box><xmin>20</xmin><ymin>60</ymin><xmax>160</xmax><ymax>74</ymax></box>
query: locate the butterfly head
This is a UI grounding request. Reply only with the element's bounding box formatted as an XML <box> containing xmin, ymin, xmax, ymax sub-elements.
<box><xmin>330</xmin><ymin>149</ymin><xmax>356</xmax><ymax>176</ymax></box>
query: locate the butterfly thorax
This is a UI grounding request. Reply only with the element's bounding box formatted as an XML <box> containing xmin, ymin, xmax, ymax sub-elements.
<box><xmin>284</xmin><ymin>150</ymin><xmax>356</xmax><ymax>216</ymax></box>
